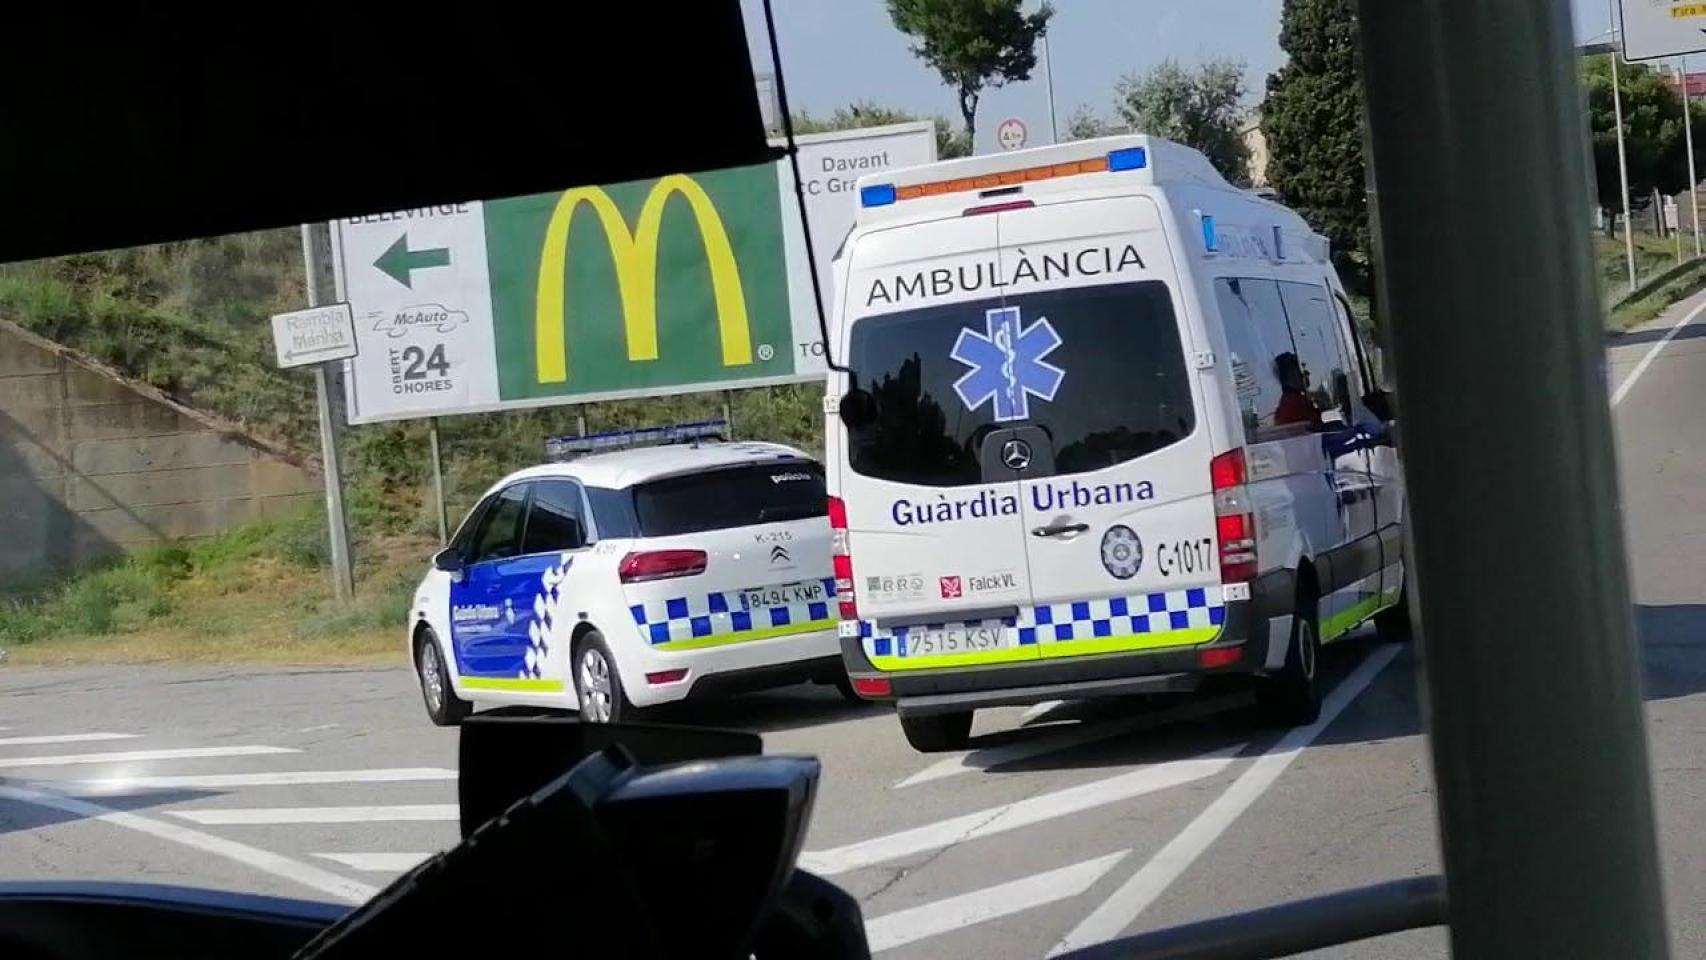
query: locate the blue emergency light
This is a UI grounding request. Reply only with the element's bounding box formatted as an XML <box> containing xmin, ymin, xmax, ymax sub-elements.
<box><xmin>860</xmin><ymin>184</ymin><xmax>897</xmax><ymax>208</ymax></box>
<box><xmin>1201</xmin><ymin>214</ymin><xmax>1218</xmax><ymax>253</ymax></box>
<box><xmin>1106</xmin><ymin>146</ymin><xmax>1148</xmax><ymax>171</ymax></box>
<box><xmin>545</xmin><ymin>418</ymin><xmax>730</xmax><ymax>461</ymax></box>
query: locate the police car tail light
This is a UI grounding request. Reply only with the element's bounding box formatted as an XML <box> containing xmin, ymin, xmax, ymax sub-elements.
<box><xmin>1210</xmin><ymin>449</ymin><xmax>1258</xmax><ymax>583</ymax></box>
<box><xmin>618</xmin><ymin>549</ymin><xmax>707</xmax><ymax>583</ymax></box>
<box><xmin>828</xmin><ymin>495</ymin><xmax>858</xmax><ymax>621</ymax></box>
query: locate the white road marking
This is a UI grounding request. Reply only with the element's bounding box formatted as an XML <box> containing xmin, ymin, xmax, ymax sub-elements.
<box><xmin>1611</xmin><ymin>297</ymin><xmax>1706</xmax><ymax>406</ymax></box>
<box><xmin>1050</xmin><ymin>643</ymin><xmax>1402</xmax><ymax>956</ymax></box>
<box><xmin>800</xmin><ymin>745</ymin><xmax>1241</xmax><ymax>876</ymax></box>
<box><xmin>65</xmin><ymin>767</ymin><xmax>457</xmax><ymax>794</ymax></box>
<box><xmin>1020</xmin><ymin>699</ymin><xmax>1065</xmax><ymax>723</ymax></box>
<box><xmin>315</xmin><ymin>852</ymin><xmax>433</xmax><ymax>873</ymax></box>
<box><xmin>864</xmin><ymin>850</ymin><xmax>1130</xmax><ymax>954</ymax></box>
<box><xmin>0</xmin><ymin>783</ymin><xmax>377</xmax><ymax>904</ymax></box>
<box><xmin>0</xmin><ymin>733</ymin><xmax>138</xmax><ymax>748</ymax></box>
<box><xmin>172</xmin><ymin>804</ymin><xmax>459</xmax><ymax>825</ymax></box>
<box><xmin>0</xmin><ymin>745</ymin><xmax>297</xmax><ymax>770</ymax></box>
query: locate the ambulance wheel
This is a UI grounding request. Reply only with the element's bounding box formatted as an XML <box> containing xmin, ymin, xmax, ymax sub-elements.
<box><xmin>1376</xmin><ymin>587</ymin><xmax>1413</xmax><ymax>643</ymax></box>
<box><xmin>899</xmin><ymin>711</ymin><xmax>973</xmax><ymax>752</ymax></box>
<box><xmin>574</xmin><ymin>631</ymin><xmax>634</xmax><ymax>724</ymax></box>
<box><xmin>1257</xmin><ymin>594</ymin><xmax>1320</xmax><ymax>727</ymax></box>
<box><xmin>415</xmin><ymin>627</ymin><xmax>470</xmax><ymax>727</ymax></box>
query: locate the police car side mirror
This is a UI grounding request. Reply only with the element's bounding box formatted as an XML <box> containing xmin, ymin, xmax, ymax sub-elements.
<box><xmin>838</xmin><ymin>389</ymin><xmax>878</xmax><ymax>429</ymax></box>
<box><xmin>432</xmin><ymin>547</ymin><xmax>464</xmax><ymax>574</ymax></box>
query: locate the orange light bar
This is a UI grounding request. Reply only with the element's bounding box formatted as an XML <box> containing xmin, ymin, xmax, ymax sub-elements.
<box><xmin>893</xmin><ymin>155</ymin><xmax>1111</xmax><ymax>202</ymax></box>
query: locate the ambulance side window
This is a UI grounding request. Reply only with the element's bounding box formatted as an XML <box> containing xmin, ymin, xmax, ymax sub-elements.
<box><xmin>520</xmin><ymin>479</ymin><xmax>588</xmax><ymax>554</ymax></box>
<box><xmin>1277</xmin><ymin>281</ymin><xmax>1352</xmax><ymax>421</ymax></box>
<box><xmin>468</xmin><ymin>485</ymin><xmax>528</xmax><ymax>563</ymax></box>
<box><xmin>1215</xmin><ymin>278</ymin><xmax>1301</xmax><ymax>444</ymax></box>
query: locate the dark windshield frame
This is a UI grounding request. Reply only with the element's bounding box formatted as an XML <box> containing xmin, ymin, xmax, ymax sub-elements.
<box><xmin>630</xmin><ymin>459</ymin><xmax>828</xmax><ymax>537</ymax></box>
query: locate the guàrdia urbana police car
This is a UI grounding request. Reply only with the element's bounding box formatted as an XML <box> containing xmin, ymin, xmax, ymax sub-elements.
<box><xmin>408</xmin><ymin>423</ymin><xmax>847</xmax><ymax>725</ymax></box>
<box><xmin>825</xmin><ymin>136</ymin><xmax>1408</xmax><ymax>752</ymax></box>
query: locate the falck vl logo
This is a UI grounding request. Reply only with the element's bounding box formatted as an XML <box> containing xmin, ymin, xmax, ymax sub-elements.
<box><xmin>951</xmin><ymin>306</ymin><xmax>1065</xmax><ymax>422</ymax></box>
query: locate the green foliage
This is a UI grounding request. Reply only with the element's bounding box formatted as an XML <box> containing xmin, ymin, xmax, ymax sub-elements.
<box><xmin>1116</xmin><ymin>59</ymin><xmax>1250</xmax><ymax>184</ymax></box>
<box><xmin>1064</xmin><ymin>104</ymin><xmax>1115</xmax><ymax>142</ymax></box>
<box><xmin>885</xmin><ymin>0</ymin><xmax>1054</xmax><ymax>145</ymax></box>
<box><xmin>1582</xmin><ymin>55</ymin><xmax>1701</xmax><ymax>222</ymax></box>
<box><xmin>791</xmin><ymin>101</ymin><xmax>971</xmax><ymax>159</ymax></box>
<box><xmin>1264</xmin><ymin>0</ymin><xmax>1369</xmax><ymax>292</ymax></box>
<box><xmin>0</xmin><ymin>540</ymin><xmax>197</xmax><ymax>643</ymax></box>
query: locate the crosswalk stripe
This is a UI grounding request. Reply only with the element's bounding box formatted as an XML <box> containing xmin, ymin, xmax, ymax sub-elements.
<box><xmin>172</xmin><ymin>804</ymin><xmax>459</xmax><ymax>825</ymax></box>
<box><xmin>66</xmin><ymin>767</ymin><xmax>457</xmax><ymax>794</ymax></box>
<box><xmin>0</xmin><ymin>733</ymin><xmax>138</xmax><ymax>748</ymax></box>
<box><xmin>800</xmin><ymin>745</ymin><xmax>1241</xmax><ymax>876</ymax></box>
<box><xmin>0</xmin><ymin>745</ymin><xmax>297</xmax><ymax>770</ymax></box>
<box><xmin>864</xmin><ymin>850</ymin><xmax>1129</xmax><ymax>953</ymax></box>
<box><xmin>315</xmin><ymin>852</ymin><xmax>435</xmax><ymax>873</ymax></box>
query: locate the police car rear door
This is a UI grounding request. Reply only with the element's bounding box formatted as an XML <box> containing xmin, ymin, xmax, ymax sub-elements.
<box><xmin>837</xmin><ymin>214</ymin><xmax>1038</xmax><ymax>668</ymax></box>
<box><xmin>997</xmin><ymin>199</ymin><xmax>1226</xmax><ymax>659</ymax></box>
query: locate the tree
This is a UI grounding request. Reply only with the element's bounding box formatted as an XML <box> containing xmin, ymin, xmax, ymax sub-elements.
<box><xmin>790</xmin><ymin>101</ymin><xmax>971</xmax><ymax>158</ymax></box>
<box><xmin>1115</xmin><ymin>59</ymin><xmax>1250</xmax><ymax>183</ymax></box>
<box><xmin>1581</xmin><ymin>55</ymin><xmax>1697</xmax><ymax>234</ymax></box>
<box><xmin>886</xmin><ymin>0</ymin><xmax>1054</xmax><ymax>150</ymax></box>
<box><xmin>1063</xmin><ymin>104</ymin><xmax>1115</xmax><ymax>142</ymax></box>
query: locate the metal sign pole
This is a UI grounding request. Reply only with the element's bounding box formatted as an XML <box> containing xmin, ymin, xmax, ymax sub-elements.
<box><xmin>300</xmin><ymin>223</ymin><xmax>355</xmax><ymax>602</ymax></box>
<box><xmin>1611</xmin><ymin>0</ymin><xmax>1639</xmax><ymax>290</ymax></box>
<box><xmin>1359</xmin><ymin>0</ymin><xmax>1669</xmax><ymax>956</ymax></box>
<box><xmin>428</xmin><ymin>417</ymin><xmax>448</xmax><ymax>545</ymax></box>
<box><xmin>1684</xmin><ymin>58</ymin><xmax>1701</xmax><ymax>256</ymax></box>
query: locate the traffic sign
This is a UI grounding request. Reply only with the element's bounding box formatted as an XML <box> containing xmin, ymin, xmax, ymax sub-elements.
<box><xmin>271</xmin><ymin>302</ymin><xmax>357</xmax><ymax>369</ymax></box>
<box><xmin>1618</xmin><ymin>0</ymin><xmax>1706</xmax><ymax>61</ymax></box>
<box><xmin>997</xmin><ymin>118</ymin><xmax>1028</xmax><ymax>151</ymax></box>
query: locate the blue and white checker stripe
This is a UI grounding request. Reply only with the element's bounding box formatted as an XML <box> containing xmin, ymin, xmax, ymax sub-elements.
<box><xmin>858</xmin><ymin>585</ymin><xmax>1226</xmax><ymax>657</ymax></box>
<box><xmin>629</xmin><ymin>578</ymin><xmax>837</xmax><ymax>646</ymax></box>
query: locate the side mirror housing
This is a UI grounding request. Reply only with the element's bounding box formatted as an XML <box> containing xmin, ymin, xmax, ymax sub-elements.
<box><xmin>838</xmin><ymin>389</ymin><xmax>878</xmax><ymax>430</ymax></box>
<box><xmin>433</xmin><ymin>547</ymin><xmax>464</xmax><ymax>573</ymax></box>
<box><xmin>1362</xmin><ymin>388</ymin><xmax>1395</xmax><ymax>423</ymax></box>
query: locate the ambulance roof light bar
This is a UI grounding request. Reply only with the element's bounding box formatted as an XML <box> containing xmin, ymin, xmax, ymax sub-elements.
<box><xmin>859</xmin><ymin>144</ymin><xmax>1149</xmax><ymax>209</ymax></box>
<box><xmin>545</xmin><ymin>418</ymin><xmax>730</xmax><ymax>461</ymax></box>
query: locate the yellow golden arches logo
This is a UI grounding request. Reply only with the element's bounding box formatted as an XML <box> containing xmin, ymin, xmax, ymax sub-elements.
<box><xmin>534</xmin><ymin>174</ymin><xmax>754</xmax><ymax>384</ymax></box>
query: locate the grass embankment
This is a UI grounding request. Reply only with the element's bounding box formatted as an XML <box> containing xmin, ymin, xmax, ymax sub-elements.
<box><xmin>1594</xmin><ymin>230</ymin><xmax>1706</xmax><ymax>329</ymax></box>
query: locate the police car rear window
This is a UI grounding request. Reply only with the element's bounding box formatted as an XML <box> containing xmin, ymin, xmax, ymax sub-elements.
<box><xmin>845</xmin><ymin>280</ymin><xmax>1194</xmax><ymax>487</ymax></box>
<box><xmin>632</xmin><ymin>462</ymin><xmax>827</xmax><ymax>537</ymax></box>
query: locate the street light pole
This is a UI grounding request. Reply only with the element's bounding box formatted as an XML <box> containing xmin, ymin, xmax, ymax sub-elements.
<box><xmin>1684</xmin><ymin>57</ymin><xmax>1702</xmax><ymax>256</ymax></box>
<box><xmin>1042</xmin><ymin>32</ymin><xmax>1059</xmax><ymax>144</ymax></box>
<box><xmin>1609</xmin><ymin>9</ymin><xmax>1639</xmax><ymax>291</ymax></box>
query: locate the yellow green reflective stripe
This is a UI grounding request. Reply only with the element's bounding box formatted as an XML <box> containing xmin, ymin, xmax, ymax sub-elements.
<box><xmin>460</xmin><ymin>677</ymin><xmax>566</xmax><ymax>693</ymax></box>
<box><xmin>653</xmin><ymin>618</ymin><xmax>836</xmax><ymax>652</ymax></box>
<box><xmin>869</xmin><ymin>644</ymin><xmax>1037</xmax><ymax>672</ymax></box>
<box><xmin>1321</xmin><ymin>591</ymin><xmax>1399</xmax><ymax>642</ymax></box>
<box><xmin>1037</xmin><ymin>625</ymin><xmax>1221</xmax><ymax>659</ymax></box>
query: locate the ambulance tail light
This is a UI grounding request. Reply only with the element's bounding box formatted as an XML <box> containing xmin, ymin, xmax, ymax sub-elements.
<box><xmin>618</xmin><ymin>549</ymin><xmax>707</xmax><ymax>584</ymax></box>
<box><xmin>1210</xmin><ymin>450</ymin><xmax>1257</xmax><ymax>584</ymax></box>
<box><xmin>828</xmin><ymin>495</ymin><xmax>858</xmax><ymax>621</ymax></box>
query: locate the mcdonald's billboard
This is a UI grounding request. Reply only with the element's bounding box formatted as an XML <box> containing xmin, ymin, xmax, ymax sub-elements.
<box><xmin>333</xmin><ymin>123</ymin><xmax>935</xmax><ymax>424</ymax></box>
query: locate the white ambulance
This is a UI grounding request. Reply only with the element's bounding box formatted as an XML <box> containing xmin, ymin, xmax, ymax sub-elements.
<box><xmin>825</xmin><ymin>136</ymin><xmax>1407</xmax><ymax>752</ymax></box>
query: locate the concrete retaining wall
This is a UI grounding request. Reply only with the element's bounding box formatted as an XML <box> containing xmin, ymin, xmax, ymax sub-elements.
<box><xmin>0</xmin><ymin>320</ymin><xmax>318</xmax><ymax>587</ymax></box>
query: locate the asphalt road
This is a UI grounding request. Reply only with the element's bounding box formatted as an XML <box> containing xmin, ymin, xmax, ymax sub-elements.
<box><xmin>5</xmin><ymin>291</ymin><xmax>1706</xmax><ymax>957</ymax></box>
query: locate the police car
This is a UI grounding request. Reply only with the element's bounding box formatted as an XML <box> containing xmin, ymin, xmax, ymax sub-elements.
<box><xmin>825</xmin><ymin>136</ymin><xmax>1407</xmax><ymax>752</ymax></box>
<box><xmin>408</xmin><ymin>423</ymin><xmax>845</xmax><ymax>725</ymax></box>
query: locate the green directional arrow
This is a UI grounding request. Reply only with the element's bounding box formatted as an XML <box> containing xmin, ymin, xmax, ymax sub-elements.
<box><xmin>373</xmin><ymin>233</ymin><xmax>451</xmax><ymax>288</ymax></box>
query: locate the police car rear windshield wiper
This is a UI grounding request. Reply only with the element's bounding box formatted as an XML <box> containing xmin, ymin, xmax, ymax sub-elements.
<box><xmin>759</xmin><ymin>505</ymin><xmax>823</xmax><ymax>523</ymax></box>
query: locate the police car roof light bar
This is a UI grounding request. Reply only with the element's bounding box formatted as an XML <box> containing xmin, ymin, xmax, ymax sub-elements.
<box><xmin>544</xmin><ymin>418</ymin><xmax>729</xmax><ymax>461</ymax></box>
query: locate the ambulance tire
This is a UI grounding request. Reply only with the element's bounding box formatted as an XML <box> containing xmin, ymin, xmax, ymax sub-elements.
<box><xmin>574</xmin><ymin>631</ymin><xmax>636</xmax><ymax>724</ymax></box>
<box><xmin>899</xmin><ymin>711</ymin><xmax>973</xmax><ymax>753</ymax></box>
<box><xmin>1257</xmin><ymin>593</ymin><xmax>1321</xmax><ymax>727</ymax></box>
<box><xmin>415</xmin><ymin>627</ymin><xmax>471</xmax><ymax>727</ymax></box>
<box><xmin>1376</xmin><ymin>588</ymin><xmax>1413</xmax><ymax>643</ymax></box>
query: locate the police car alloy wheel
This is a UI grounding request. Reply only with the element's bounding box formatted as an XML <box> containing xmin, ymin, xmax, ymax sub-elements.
<box><xmin>415</xmin><ymin>628</ymin><xmax>470</xmax><ymax>727</ymax></box>
<box><xmin>574</xmin><ymin>631</ymin><xmax>632</xmax><ymax>724</ymax></box>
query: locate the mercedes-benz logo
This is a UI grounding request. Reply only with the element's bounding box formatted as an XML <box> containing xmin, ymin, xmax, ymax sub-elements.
<box><xmin>1001</xmin><ymin>438</ymin><xmax>1033</xmax><ymax>470</ymax></box>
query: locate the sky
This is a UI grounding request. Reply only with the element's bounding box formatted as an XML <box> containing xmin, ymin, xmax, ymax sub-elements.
<box><xmin>742</xmin><ymin>0</ymin><xmax>1619</xmax><ymax>153</ymax></box>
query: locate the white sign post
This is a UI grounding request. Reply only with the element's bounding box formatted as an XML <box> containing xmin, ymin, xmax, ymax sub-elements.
<box><xmin>1618</xmin><ymin>0</ymin><xmax>1706</xmax><ymax>61</ymax></box>
<box><xmin>270</xmin><ymin>303</ymin><xmax>358</xmax><ymax>368</ymax></box>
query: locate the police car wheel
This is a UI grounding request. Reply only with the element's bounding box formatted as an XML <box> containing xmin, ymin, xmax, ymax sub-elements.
<box><xmin>1257</xmin><ymin>596</ymin><xmax>1321</xmax><ymax>727</ymax></box>
<box><xmin>415</xmin><ymin>628</ymin><xmax>470</xmax><ymax>727</ymax></box>
<box><xmin>899</xmin><ymin>711</ymin><xmax>973</xmax><ymax>753</ymax></box>
<box><xmin>574</xmin><ymin>632</ymin><xmax>633</xmax><ymax>724</ymax></box>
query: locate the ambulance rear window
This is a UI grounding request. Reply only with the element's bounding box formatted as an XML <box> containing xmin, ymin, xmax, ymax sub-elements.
<box><xmin>845</xmin><ymin>280</ymin><xmax>1194</xmax><ymax>486</ymax></box>
<box><xmin>632</xmin><ymin>462</ymin><xmax>828</xmax><ymax>537</ymax></box>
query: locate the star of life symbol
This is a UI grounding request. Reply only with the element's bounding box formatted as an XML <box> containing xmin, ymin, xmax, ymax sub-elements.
<box><xmin>951</xmin><ymin>306</ymin><xmax>1065</xmax><ymax>422</ymax></box>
